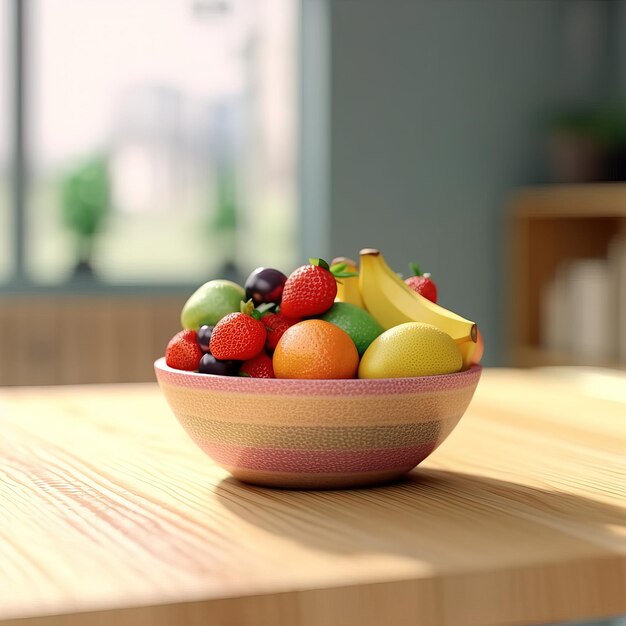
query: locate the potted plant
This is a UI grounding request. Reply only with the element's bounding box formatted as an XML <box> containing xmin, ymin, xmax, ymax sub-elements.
<box><xmin>548</xmin><ymin>104</ymin><xmax>626</xmax><ymax>182</ymax></box>
<box><xmin>60</xmin><ymin>155</ymin><xmax>110</xmax><ymax>280</ymax></box>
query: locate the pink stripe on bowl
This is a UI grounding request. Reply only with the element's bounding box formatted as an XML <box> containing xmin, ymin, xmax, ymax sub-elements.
<box><xmin>197</xmin><ymin>441</ymin><xmax>438</xmax><ymax>474</ymax></box>
<box><xmin>155</xmin><ymin>358</ymin><xmax>481</xmax><ymax>396</ymax></box>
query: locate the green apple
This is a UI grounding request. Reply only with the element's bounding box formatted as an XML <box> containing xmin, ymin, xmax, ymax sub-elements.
<box><xmin>180</xmin><ymin>280</ymin><xmax>245</xmax><ymax>330</ymax></box>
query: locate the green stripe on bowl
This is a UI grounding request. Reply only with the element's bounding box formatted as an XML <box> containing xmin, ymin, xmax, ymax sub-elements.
<box><xmin>176</xmin><ymin>414</ymin><xmax>463</xmax><ymax>450</ymax></box>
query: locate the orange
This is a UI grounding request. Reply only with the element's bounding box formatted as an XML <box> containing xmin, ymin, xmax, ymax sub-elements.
<box><xmin>273</xmin><ymin>319</ymin><xmax>359</xmax><ymax>379</ymax></box>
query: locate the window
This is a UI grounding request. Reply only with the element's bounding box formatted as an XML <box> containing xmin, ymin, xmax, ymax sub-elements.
<box><xmin>0</xmin><ymin>0</ymin><xmax>10</xmax><ymax>280</ymax></box>
<box><xmin>8</xmin><ymin>0</ymin><xmax>297</xmax><ymax>285</ymax></box>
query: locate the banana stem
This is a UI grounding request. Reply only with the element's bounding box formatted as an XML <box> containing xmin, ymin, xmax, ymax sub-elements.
<box><xmin>454</xmin><ymin>327</ymin><xmax>477</xmax><ymax>346</ymax></box>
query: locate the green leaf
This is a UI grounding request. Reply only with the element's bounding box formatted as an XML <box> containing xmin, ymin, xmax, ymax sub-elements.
<box><xmin>410</xmin><ymin>262</ymin><xmax>421</xmax><ymax>277</ymax></box>
<box><xmin>330</xmin><ymin>261</ymin><xmax>357</xmax><ymax>279</ymax></box>
<box><xmin>309</xmin><ymin>257</ymin><xmax>330</xmax><ymax>271</ymax></box>
<box><xmin>240</xmin><ymin>299</ymin><xmax>256</xmax><ymax>316</ymax></box>
<box><xmin>256</xmin><ymin>302</ymin><xmax>277</xmax><ymax>315</ymax></box>
<box><xmin>329</xmin><ymin>262</ymin><xmax>347</xmax><ymax>274</ymax></box>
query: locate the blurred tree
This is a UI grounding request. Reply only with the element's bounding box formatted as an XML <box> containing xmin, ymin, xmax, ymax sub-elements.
<box><xmin>209</xmin><ymin>165</ymin><xmax>239</xmax><ymax>282</ymax></box>
<box><xmin>60</xmin><ymin>155</ymin><xmax>110</xmax><ymax>279</ymax></box>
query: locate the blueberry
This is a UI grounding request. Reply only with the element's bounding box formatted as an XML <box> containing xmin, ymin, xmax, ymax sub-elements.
<box><xmin>197</xmin><ymin>325</ymin><xmax>214</xmax><ymax>353</ymax></box>
<box><xmin>198</xmin><ymin>353</ymin><xmax>239</xmax><ymax>376</ymax></box>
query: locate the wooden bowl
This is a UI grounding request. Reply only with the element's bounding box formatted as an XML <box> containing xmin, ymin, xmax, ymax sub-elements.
<box><xmin>154</xmin><ymin>358</ymin><xmax>481</xmax><ymax>489</ymax></box>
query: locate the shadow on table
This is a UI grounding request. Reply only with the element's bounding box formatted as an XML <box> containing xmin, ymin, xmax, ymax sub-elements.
<box><xmin>213</xmin><ymin>468</ymin><xmax>626</xmax><ymax>559</ymax></box>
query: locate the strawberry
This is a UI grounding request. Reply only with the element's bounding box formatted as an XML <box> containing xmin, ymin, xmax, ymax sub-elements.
<box><xmin>240</xmin><ymin>352</ymin><xmax>275</xmax><ymax>378</ymax></box>
<box><xmin>280</xmin><ymin>258</ymin><xmax>342</xmax><ymax>318</ymax></box>
<box><xmin>209</xmin><ymin>301</ymin><xmax>267</xmax><ymax>360</ymax></box>
<box><xmin>165</xmin><ymin>329</ymin><xmax>203</xmax><ymax>371</ymax></box>
<box><xmin>405</xmin><ymin>262</ymin><xmax>438</xmax><ymax>303</ymax></box>
<box><xmin>263</xmin><ymin>312</ymin><xmax>302</xmax><ymax>352</ymax></box>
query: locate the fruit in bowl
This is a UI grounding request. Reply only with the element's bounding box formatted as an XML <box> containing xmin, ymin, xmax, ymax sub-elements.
<box><xmin>155</xmin><ymin>249</ymin><xmax>484</xmax><ymax>489</ymax></box>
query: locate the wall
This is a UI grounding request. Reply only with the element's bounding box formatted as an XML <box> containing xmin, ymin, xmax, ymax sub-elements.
<box><xmin>617</xmin><ymin>1</ymin><xmax>626</xmax><ymax>96</ymax></box>
<box><xmin>326</xmin><ymin>0</ymin><xmax>608</xmax><ymax>365</ymax></box>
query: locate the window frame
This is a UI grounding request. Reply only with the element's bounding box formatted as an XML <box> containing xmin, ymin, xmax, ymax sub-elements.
<box><xmin>7</xmin><ymin>0</ymin><xmax>26</xmax><ymax>285</ymax></box>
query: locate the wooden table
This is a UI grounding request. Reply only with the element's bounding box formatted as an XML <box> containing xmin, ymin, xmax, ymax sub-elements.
<box><xmin>1</xmin><ymin>368</ymin><xmax>625</xmax><ymax>626</ymax></box>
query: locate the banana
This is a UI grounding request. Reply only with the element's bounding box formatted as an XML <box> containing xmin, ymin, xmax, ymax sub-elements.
<box><xmin>332</xmin><ymin>257</ymin><xmax>365</xmax><ymax>308</ymax></box>
<box><xmin>359</xmin><ymin>248</ymin><xmax>477</xmax><ymax>367</ymax></box>
<box><xmin>458</xmin><ymin>338</ymin><xmax>477</xmax><ymax>369</ymax></box>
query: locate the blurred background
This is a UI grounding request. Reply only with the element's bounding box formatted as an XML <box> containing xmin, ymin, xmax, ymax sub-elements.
<box><xmin>1</xmin><ymin>0</ymin><xmax>626</xmax><ymax>387</ymax></box>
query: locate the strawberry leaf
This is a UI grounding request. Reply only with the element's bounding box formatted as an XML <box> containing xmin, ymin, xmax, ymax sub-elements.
<box><xmin>240</xmin><ymin>299</ymin><xmax>256</xmax><ymax>316</ymax></box>
<box><xmin>410</xmin><ymin>262</ymin><xmax>422</xmax><ymax>277</ymax></box>
<box><xmin>309</xmin><ymin>257</ymin><xmax>330</xmax><ymax>271</ymax></box>
<box><xmin>241</xmin><ymin>298</ymin><xmax>269</xmax><ymax>320</ymax></box>
<box><xmin>330</xmin><ymin>261</ymin><xmax>357</xmax><ymax>278</ymax></box>
<box><xmin>329</xmin><ymin>262</ymin><xmax>347</xmax><ymax>274</ymax></box>
<box><xmin>256</xmin><ymin>302</ymin><xmax>277</xmax><ymax>315</ymax></box>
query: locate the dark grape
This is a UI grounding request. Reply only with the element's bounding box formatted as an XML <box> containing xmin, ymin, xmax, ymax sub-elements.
<box><xmin>245</xmin><ymin>267</ymin><xmax>287</xmax><ymax>305</ymax></box>
<box><xmin>198</xmin><ymin>353</ymin><xmax>240</xmax><ymax>376</ymax></box>
<box><xmin>197</xmin><ymin>325</ymin><xmax>214</xmax><ymax>353</ymax></box>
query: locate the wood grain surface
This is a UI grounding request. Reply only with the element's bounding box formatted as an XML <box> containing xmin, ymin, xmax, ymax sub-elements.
<box><xmin>1</xmin><ymin>368</ymin><xmax>625</xmax><ymax>626</ymax></box>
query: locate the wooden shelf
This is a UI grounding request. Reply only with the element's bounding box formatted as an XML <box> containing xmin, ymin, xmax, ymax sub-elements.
<box><xmin>507</xmin><ymin>184</ymin><xmax>626</xmax><ymax>369</ymax></box>
<box><xmin>511</xmin><ymin>345</ymin><xmax>625</xmax><ymax>371</ymax></box>
<box><xmin>511</xmin><ymin>183</ymin><xmax>626</xmax><ymax>219</ymax></box>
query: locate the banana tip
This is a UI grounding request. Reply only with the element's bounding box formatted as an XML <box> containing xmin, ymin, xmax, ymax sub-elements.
<box><xmin>331</xmin><ymin>256</ymin><xmax>357</xmax><ymax>267</ymax></box>
<box><xmin>360</xmin><ymin>248</ymin><xmax>380</xmax><ymax>256</ymax></box>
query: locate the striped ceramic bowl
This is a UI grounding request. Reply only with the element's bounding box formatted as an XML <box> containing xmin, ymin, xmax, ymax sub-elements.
<box><xmin>154</xmin><ymin>357</ymin><xmax>481</xmax><ymax>489</ymax></box>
